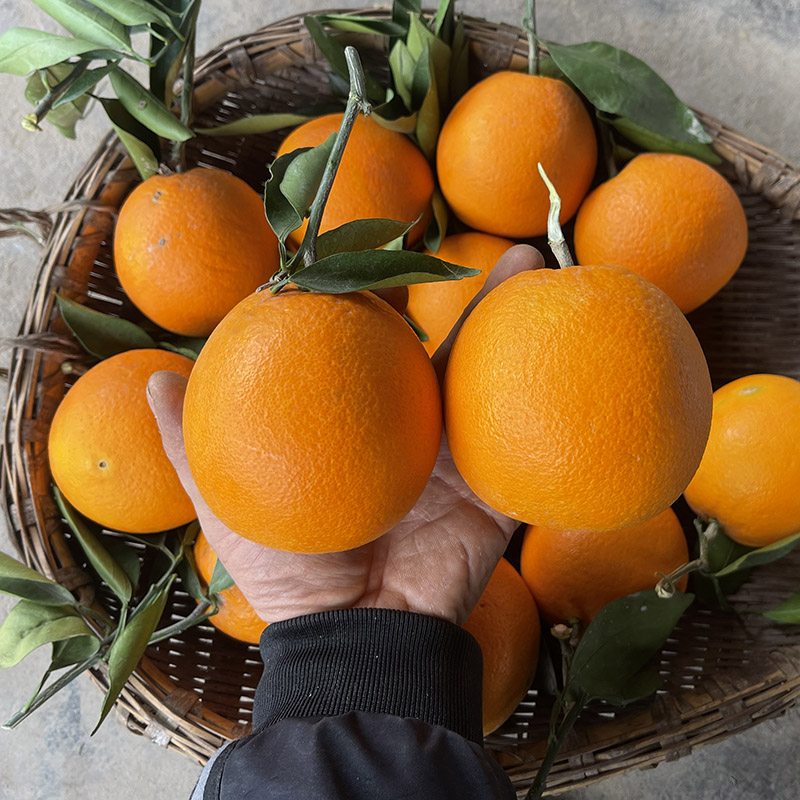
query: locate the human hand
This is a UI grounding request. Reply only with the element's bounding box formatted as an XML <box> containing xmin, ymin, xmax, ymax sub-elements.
<box><xmin>147</xmin><ymin>245</ymin><xmax>544</xmax><ymax>626</ymax></box>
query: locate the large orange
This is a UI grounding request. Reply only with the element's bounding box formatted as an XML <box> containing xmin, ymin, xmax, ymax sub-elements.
<box><xmin>520</xmin><ymin>508</ymin><xmax>689</xmax><ymax>626</ymax></box>
<box><xmin>462</xmin><ymin>558</ymin><xmax>540</xmax><ymax>735</ymax></box>
<box><xmin>574</xmin><ymin>153</ymin><xmax>748</xmax><ymax>313</ymax></box>
<box><xmin>48</xmin><ymin>349</ymin><xmax>196</xmax><ymax>533</ymax></box>
<box><xmin>406</xmin><ymin>232</ymin><xmax>515</xmax><ymax>356</ymax></box>
<box><xmin>444</xmin><ymin>265</ymin><xmax>712</xmax><ymax>531</ymax></box>
<box><xmin>276</xmin><ymin>114</ymin><xmax>434</xmax><ymax>248</ymax></box>
<box><xmin>194</xmin><ymin>531</ymin><xmax>266</xmax><ymax>644</ymax></box>
<box><xmin>183</xmin><ymin>289</ymin><xmax>442</xmax><ymax>553</ymax></box>
<box><xmin>436</xmin><ymin>72</ymin><xmax>597</xmax><ymax>238</ymax></box>
<box><xmin>114</xmin><ymin>168</ymin><xmax>280</xmax><ymax>337</ymax></box>
<box><xmin>684</xmin><ymin>374</ymin><xmax>800</xmax><ymax>546</ymax></box>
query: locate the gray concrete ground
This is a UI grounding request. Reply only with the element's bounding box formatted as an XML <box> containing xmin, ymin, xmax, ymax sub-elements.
<box><xmin>1</xmin><ymin>1</ymin><xmax>799</xmax><ymax>798</ymax></box>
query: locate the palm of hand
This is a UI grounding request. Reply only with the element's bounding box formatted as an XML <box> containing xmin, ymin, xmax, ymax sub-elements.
<box><xmin>148</xmin><ymin>245</ymin><xmax>541</xmax><ymax>627</ymax></box>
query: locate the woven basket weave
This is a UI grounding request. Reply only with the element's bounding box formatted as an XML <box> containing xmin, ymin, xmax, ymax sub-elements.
<box><xmin>2</xmin><ymin>9</ymin><xmax>800</xmax><ymax>796</ymax></box>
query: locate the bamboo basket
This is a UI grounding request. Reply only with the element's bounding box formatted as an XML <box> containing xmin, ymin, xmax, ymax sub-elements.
<box><xmin>2</xmin><ymin>9</ymin><xmax>800</xmax><ymax>796</ymax></box>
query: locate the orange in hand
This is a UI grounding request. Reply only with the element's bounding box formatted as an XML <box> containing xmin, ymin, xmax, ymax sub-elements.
<box><xmin>684</xmin><ymin>374</ymin><xmax>800</xmax><ymax>546</ymax></box>
<box><xmin>463</xmin><ymin>558</ymin><xmax>540</xmax><ymax>735</ymax></box>
<box><xmin>48</xmin><ymin>349</ymin><xmax>196</xmax><ymax>533</ymax></box>
<box><xmin>520</xmin><ymin>509</ymin><xmax>689</xmax><ymax>626</ymax></box>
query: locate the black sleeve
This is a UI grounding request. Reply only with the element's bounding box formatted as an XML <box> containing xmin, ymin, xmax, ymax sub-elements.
<box><xmin>198</xmin><ymin>608</ymin><xmax>515</xmax><ymax>800</ymax></box>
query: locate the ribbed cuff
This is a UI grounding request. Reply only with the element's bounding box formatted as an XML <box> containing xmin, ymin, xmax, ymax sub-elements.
<box><xmin>253</xmin><ymin>608</ymin><xmax>484</xmax><ymax>744</ymax></box>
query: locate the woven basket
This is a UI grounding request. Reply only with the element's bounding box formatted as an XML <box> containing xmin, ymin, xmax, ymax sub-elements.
<box><xmin>3</xmin><ymin>9</ymin><xmax>800</xmax><ymax>796</ymax></box>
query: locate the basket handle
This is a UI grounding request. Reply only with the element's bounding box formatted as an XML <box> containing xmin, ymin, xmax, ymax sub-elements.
<box><xmin>0</xmin><ymin>200</ymin><xmax>116</xmax><ymax>247</ymax></box>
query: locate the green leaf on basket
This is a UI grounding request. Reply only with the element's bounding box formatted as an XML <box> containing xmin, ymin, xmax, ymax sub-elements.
<box><xmin>93</xmin><ymin>577</ymin><xmax>173</xmax><ymax>733</ymax></box>
<box><xmin>411</xmin><ymin>44</ymin><xmax>440</xmax><ymax>160</ymax></box>
<box><xmin>290</xmin><ymin>249</ymin><xmax>479</xmax><ymax>293</ymax></box>
<box><xmin>543</xmin><ymin>40</ymin><xmax>719</xmax><ymax>163</ymax></box>
<box><xmin>208</xmin><ymin>558</ymin><xmax>234</xmax><ymax>596</ymax></box>
<box><xmin>83</xmin><ymin>0</ymin><xmax>180</xmax><ymax>33</ymax></box>
<box><xmin>51</xmin><ymin>630</ymin><xmax>101</xmax><ymax>668</ymax></box>
<box><xmin>196</xmin><ymin>113</ymin><xmax>319</xmax><ymax>137</ymax></box>
<box><xmin>433</xmin><ymin>0</ymin><xmax>456</xmax><ymax>43</ymax></box>
<box><xmin>56</xmin><ymin>294</ymin><xmax>156</xmax><ymax>358</ymax></box>
<box><xmin>423</xmin><ymin>188</ymin><xmax>447</xmax><ymax>253</ymax></box>
<box><xmin>0</xmin><ymin>600</ymin><xmax>98</xmax><ymax>669</ymax></box>
<box><xmin>407</xmin><ymin>13</ymin><xmax>450</xmax><ymax>104</ymax></box>
<box><xmin>54</xmin><ymin>487</ymin><xmax>132</xmax><ymax>604</ymax></box>
<box><xmin>176</xmin><ymin>546</ymin><xmax>206</xmax><ymax>603</ymax></box>
<box><xmin>603</xmin><ymin>114</ymin><xmax>721</xmax><ymax>165</ymax></box>
<box><xmin>31</xmin><ymin>0</ymin><xmax>132</xmax><ymax>53</ymax></box>
<box><xmin>691</xmin><ymin>521</ymin><xmax>753</xmax><ymax>610</ymax></box>
<box><xmin>447</xmin><ymin>14</ymin><xmax>469</xmax><ymax>107</ymax></box>
<box><xmin>762</xmin><ymin>590</ymin><xmax>800</xmax><ymax>625</ymax></box>
<box><xmin>0</xmin><ymin>551</ymin><xmax>78</xmax><ymax>607</ymax></box>
<box><xmin>102</xmin><ymin>538</ymin><xmax>141</xmax><ymax>593</ymax></box>
<box><xmin>0</xmin><ymin>28</ymin><xmax>100</xmax><ymax>76</ymax></box>
<box><xmin>566</xmin><ymin>589</ymin><xmax>694</xmax><ymax>705</ymax></box>
<box><xmin>149</xmin><ymin>0</ymin><xmax>197</xmax><ymax>107</ymax></box>
<box><xmin>315</xmin><ymin>218</ymin><xmax>416</xmax><ymax>260</ymax></box>
<box><xmin>315</xmin><ymin>14</ymin><xmax>407</xmax><ymax>38</ymax></box>
<box><xmin>281</xmin><ymin>133</ymin><xmax>337</xmax><ymax>220</ymax></box>
<box><xmin>713</xmin><ymin>531</ymin><xmax>800</xmax><ymax>578</ymax></box>
<box><xmin>99</xmin><ymin>97</ymin><xmax>160</xmax><ymax>179</ymax></box>
<box><xmin>388</xmin><ymin>40</ymin><xmax>416</xmax><ymax>110</ymax></box>
<box><xmin>52</xmin><ymin>64</ymin><xmax>115</xmax><ymax>109</ymax></box>
<box><xmin>392</xmin><ymin>0</ymin><xmax>422</xmax><ymax>33</ymax></box>
<box><xmin>109</xmin><ymin>67</ymin><xmax>193</xmax><ymax>141</ymax></box>
<box><xmin>265</xmin><ymin>149</ymin><xmax>307</xmax><ymax>245</ymax></box>
<box><xmin>24</xmin><ymin>64</ymin><xmax>90</xmax><ymax>139</ymax></box>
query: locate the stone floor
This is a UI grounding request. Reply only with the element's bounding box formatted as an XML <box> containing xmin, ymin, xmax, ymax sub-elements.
<box><xmin>1</xmin><ymin>1</ymin><xmax>798</xmax><ymax>798</ymax></box>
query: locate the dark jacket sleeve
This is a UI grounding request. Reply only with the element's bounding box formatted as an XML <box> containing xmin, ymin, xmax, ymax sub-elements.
<box><xmin>195</xmin><ymin>608</ymin><xmax>515</xmax><ymax>800</ymax></box>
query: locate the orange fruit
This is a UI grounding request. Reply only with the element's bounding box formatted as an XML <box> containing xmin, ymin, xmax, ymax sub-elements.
<box><xmin>183</xmin><ymin>290</ymin><xmax>442</xmax><ymax>553</ymax></box>
<box><xmin>519</xmin><ymin>508</ymin><xmax>689</xmax><ymax>626</ymax></box>
<box><xmin>276</xmin><ymin>114</ymin><xmax>434</xmax><ymax>248</ymax></box>
<box><xmin>462</xmin><ymin>558</ymin><xmax>540</xmax><ymax>735</ymax></box>
<box><xmin>684</xmin><ymin>374</ymin><xmax>800</xmax><ymax>546</ymax></box>
<box><xmin>444</xmin><ymin>265</ymin><xmax>712</xmax><ymax>531</ymax></box>
<box><xmin>406</xmin><ymin>232</ymin><xmax>515</xmax><ymax>356</ymax></box>
<box><xmin>114</xmin><ymin>168</ymin><xmax>280</xmax><ymax>337</ymax></box>
<box><xmin>193</xmin><ymin>531</ymin><xmax>266</xmax><ymax>644</ymax></box>
<box><xmin>574</xmin><ymin>153</ymin><xmax>748</xmax><ymax>313</ymax></box>
<box><xmin>48</xmin><ymin>349</ymin><xmax>196</xmax><ymax>533</ymax></box>
<box><xmin>436</xmin><ymin>72</ymin><xmax>597</xmax><ymax>238</ymax></box>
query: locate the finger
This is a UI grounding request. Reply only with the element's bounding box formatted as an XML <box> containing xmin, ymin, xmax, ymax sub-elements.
<box><xmin>431</xmin><ymin>244</ymin><xmax>545</xmax><ymax>381</ymax></box>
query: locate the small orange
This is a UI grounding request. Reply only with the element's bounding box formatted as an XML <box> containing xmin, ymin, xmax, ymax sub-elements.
<box><xmin>406</xmin><ymin>232</ymin><xmax>515</xmax><ymax>356</ymax></box>
<box><xmin>463</xmin><ymin>558</ymin><xmax>540</xmax><ymax>735</ymax></box>
<box><xmin>114</xmin><ymin>168</ymin><xmax>280</xmax><ymax>337</ymax></box>
<box><xmin>684</xmin><ymin>374</ymin><xmax>800</xmax><ymax>546</ymax></box>
<box><xmin>48</xmin><ymin>349</ymin><xmax>196</xmax><ymax>533</ymax></box>
<box><xmin>574</xmin><ymin>153</ymin><xmax>748</xmax><ymax>313</ymax></box>
<box><xmin>436</xmin><ymin>71</ymin><xmax>597</xmax><ymax>237</ymax></box>
<box><xmin>520</xmin><ymin>509</ymin><xmax>689</xmax><ymax>626</ymax></box>
<box><xmin>276</xmin><ymin>114</ymin><xmax>434</xmax><ymax>248</ymax></box>
<box><xmin>444</xmin><ymin>265</ymin><xmax>712</xmax><ymax>531</ymax></box>
<box><xmin>183</xmin><ymin>289</ymin><xmax>442</xmax><ymax>554</ymax></box>
<box><xmin>193</xmin><ymin>531</ymin><xmax>266</xmax><ymax>644</ymax></box>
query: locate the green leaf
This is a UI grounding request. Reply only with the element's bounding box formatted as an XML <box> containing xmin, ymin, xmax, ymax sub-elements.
<box><xmin>265</xmin><ymin>150</ymin><xmax>306</xmax><ymax>245</ymax></box>
<box><xmin>392</xmin><ymin>0</ymin><xmax>422</xmax><ymax>32</ymax></box>
<box><xmin>110</xmin><ymin>66</ymin><xmax>193</xmax><ymax>141</ymax></box>
<box><xmin>195</xmin><ymin>113</ymin><xmax>316</xmax><ymax>137</ymax></box>
<box><xmin>208</xmin><ymin>558</ymin><xmax>234</xmax><ymax>596</ymax></box>
<box><xmin>691</xmin><ymin>521</ymin><xmax>753</xmax><ymax>609</ymax></box>
<box><xmin>423</xmin><ymin>188</ymin><xmax>447</xmax><ymax>252</ymax></box>
<box><xmin>447</xmin><ymin>15</ymin><xmax>469</xmax><ymax>107</ymax></box>
<box><xmin>0</xmin><ymin>601</ymin><xmax>96</xmax><ymax>668</ymax></box>
<box><xmin>290</xmin><ymin>248</ymin><xmax>479</xmax><ymax>293</ymax></box>
<box><xmin>280</xmin><ymin>133</ymin><xmax>336</xmax><ymax>220</ymax></box>
<box><xmin>316</xmin><ymin>218</ymin><xmax>416</xmax><ymax>260</ymax></box>
<box><xmin>102</xmin><ymin>538</ymin><xmax>141</xmax><ymax>592</ymax></box>
<box><xmin>24</xmin><ymin>64</ymin><xmax>90</xmax><ymax>139</ymax></box>
<box><xmin>433</xmin><ymin>0</ymin><xmax>455</xmax><ymax>43</ymax></box>
<box><xmin>567</xmin><ymin>589</ymin><xmax>694</xmax><ymax>704</ymax></box>
<box><xmin>0</xmin><ymin>551</ymin><xmax>77</xmax><ymax>607</ymax></box>
<box><xmin>51</xmin><ymin>631</ymin><xmax>101</xmax><ymax>668</ymax></box>
<box><xmin>388</xmin><ymin>40</ymin><xmax>415</xmax><ymax>110</ymax></box>
<box><xmin>407</xmin><ymin>14</ymin><xmax>450</xmax><ymax>105</ymax></box>
<box><xmin>372</xmin><ymin>90</ymin><xmax>417</xmax><ymax>133</ymax></box>
<box><xmin>52</xmin><ymin>63</ymin><xmax>115</xmax><ymax>109</ymax></box>
<box><xmin>304</xmin><ymin>16</ymin><xmax>384</xmax><ymax>104</ymax></box>
<box><xmin>83</xmin><ymin>0</ymin><xmax>178</xmax><ymax>31</ymax></box>
<box><xmin>158</xmin><ymin>338</ymin><xmax>204</xmax><ymax>360</ymax></box>
<box><xmin>54</xmin><ymin>487</ymin><xmax>132</xmax><ymax>604</ymax></box>
<box><xmin>149</xmin><ymin>0</ymin><xmax>197</xmax><ymax>107</ymax></box>
<box><xmin>411</xmin><ymin>44</ymin><xmax>440</xmax><ymax>160</ymax></box>
<box><xmin>605</xmin><ymin>114</ymin><xmax>721</xmax><ymax>165</ymax></box>
<box><xmin>763</xmin><ymin>591</ymin><xmax>800</xmax><ymax>625</ymax></box>
<box><xmin>714</xmin><ymin>531</ymin><xmax>800</xmax><ymax>578</ymax></box>
<box><xmin>100</xmin><ymin>97</ymin><xmax>159</xmax><ymax>179</ymax></box>
<box><xmin>56</xmin><ymin>294</ymin><xmax>156</xmax><ymax>358</ymax></box>
<box><xmin>544</xmin><ymin>40</ymin><xmax>718</xmax><ymax>161</ymax></box>
<box><xmin>176</xmin><ymin>549</ymin><xmax>206</xmax><ymax>602</ymax></box>
<box><xmin>404</xmin><ymin>313</ymin><xmax>428</xmax><ymax>343</ymax></box>
<box><xmin>0</xmin><ymin>28</ymin><xmax>99</xmax><ymax>75</ymax></box>
<box><xmin>31</xmin><ymin>0</ymin><xmax>131</xmax><ymax>52</ymax></box>
<box><xmin>314</xmin><ymin>14</ymin><xmax>406</xmax><ymax>37</ymax></box>
<box><xmin>94</xmin><ymin>579</ymin><xmax>172</xmax><ymax>732</ymax></box>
